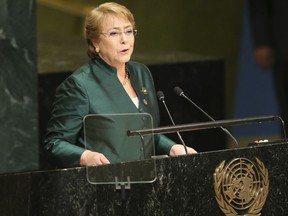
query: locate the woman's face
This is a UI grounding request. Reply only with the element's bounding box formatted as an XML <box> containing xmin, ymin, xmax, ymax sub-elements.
<box><xmin>95</xmin><ymin>14</ymin><xmax>135</xmax><ymax>69</ymax></box>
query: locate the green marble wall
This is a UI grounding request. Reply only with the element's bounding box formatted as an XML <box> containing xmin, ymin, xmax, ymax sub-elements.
<box><xmin>0</xmin><ymin>0</ymin><xmax>39</xmax><ymax>173</ymax></box>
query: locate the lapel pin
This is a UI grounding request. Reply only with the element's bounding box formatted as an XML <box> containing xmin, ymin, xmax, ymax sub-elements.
<box><xmin>141</xmin><ymin>87</ymin><xmax>148</xmax><ymax>95</ymax></box>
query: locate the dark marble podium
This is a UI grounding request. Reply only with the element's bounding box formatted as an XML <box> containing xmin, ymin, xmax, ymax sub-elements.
<box><xmin>0</xmin><ymin>141</ymin><xmax>288</xmax><ymax>216</ymax></box>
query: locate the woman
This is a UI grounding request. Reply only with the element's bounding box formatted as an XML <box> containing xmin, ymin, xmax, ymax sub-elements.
<box><xmin>44</xmin><ymin>2</ymin><xmax>197</xmax><ymax>168</ymax></box>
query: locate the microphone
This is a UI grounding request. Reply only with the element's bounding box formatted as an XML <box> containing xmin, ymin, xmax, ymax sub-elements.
<box><xmin>156</xmin><ymin>91</ymin><xmax>188</xmax><ymax>154</ymax></box>
<box><xmin>173</xmin><ymin>86</ymin><xmax>238</xmax><ymax>146</ymax></box>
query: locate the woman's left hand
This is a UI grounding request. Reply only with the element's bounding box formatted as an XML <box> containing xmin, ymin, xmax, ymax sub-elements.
<box><xmin>169</xmin><ymin>144</ymin><xmax>197</xmax><ymax>156</ymax></box>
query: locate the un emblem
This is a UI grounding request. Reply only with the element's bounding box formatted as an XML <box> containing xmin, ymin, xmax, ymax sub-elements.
<box><xmin>214</xmin><ymin>158</ymin><xmax>269</xmax><ymax>216</ymax></box>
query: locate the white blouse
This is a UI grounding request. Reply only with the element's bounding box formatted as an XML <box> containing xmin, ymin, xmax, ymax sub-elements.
<box><xmin>131</xmin><ymin>97</ymin><xmax>139</xmax><ymax>108</ymax></box>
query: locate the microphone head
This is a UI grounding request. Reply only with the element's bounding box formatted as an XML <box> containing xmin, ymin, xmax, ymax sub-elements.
<box><xmin>156</xmin><ymin>91</ymin><xmax>165</xmax><ymax>101</ymax></box>
<box><xmin>173</xmin><ymin>86</ymin><xmax>184</xmax><ymax>96</ymax></box>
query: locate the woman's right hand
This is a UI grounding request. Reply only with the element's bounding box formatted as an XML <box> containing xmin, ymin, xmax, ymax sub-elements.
<box><xmin>80</xmin><ymin>150</ymin><xmax>110</xmax><ymax>166</ymax></box>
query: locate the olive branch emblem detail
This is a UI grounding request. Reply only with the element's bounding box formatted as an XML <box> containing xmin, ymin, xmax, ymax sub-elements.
<box><xmin>214</xmin><ymin>158</ymin><xmax>269</xmax><ymax>216</ymax></box>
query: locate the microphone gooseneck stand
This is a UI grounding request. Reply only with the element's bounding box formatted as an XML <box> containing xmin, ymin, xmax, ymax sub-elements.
<box><xmin>157</xmin><ymin>91</ymin><xmax>188</xmax><ymax>154</ymax></box>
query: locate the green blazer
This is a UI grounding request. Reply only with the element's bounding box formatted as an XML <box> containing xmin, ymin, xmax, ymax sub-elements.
<box><xmin>44</xmin><ymin>57</ymin><xmax>175</xmax><ymax>168</ymax></box>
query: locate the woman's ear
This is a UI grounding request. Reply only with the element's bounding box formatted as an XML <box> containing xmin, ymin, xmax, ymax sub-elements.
<box><xmin>92</xmin><ymin>42</ymin><xmax>100</xmax><ymax>53</ymax></box>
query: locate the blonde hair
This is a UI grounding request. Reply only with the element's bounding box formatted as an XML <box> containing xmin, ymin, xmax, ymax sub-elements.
<box><xmin>84</xmin><ymin>2</ymin><xmax>136</xmax><ymax>59</ymax></box>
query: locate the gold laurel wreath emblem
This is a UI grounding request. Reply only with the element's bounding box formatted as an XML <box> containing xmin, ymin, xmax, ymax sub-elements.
<box><xmin>213</xmin><ymin>158</ymin><xmax>269</xmax><ymax>216</ymax></box>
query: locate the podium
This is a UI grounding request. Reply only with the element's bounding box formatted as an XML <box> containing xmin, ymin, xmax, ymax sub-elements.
<box><xmin>0</xmin><ymin>141</ymin><xmax>288</xmax><ymax>216</ymax></box>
